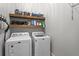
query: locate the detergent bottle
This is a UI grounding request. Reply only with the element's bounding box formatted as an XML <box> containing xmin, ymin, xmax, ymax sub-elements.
<box><xmin>40</xmin><ymin>20</ymin><xmax>45</xmax><ymax>28</ymax></box>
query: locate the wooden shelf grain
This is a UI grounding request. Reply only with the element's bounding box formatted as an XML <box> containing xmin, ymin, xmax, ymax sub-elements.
<box><xmin>9</xmin><ymin>24</ymin><xmax>43</xmax><ymax>29</ymax></box>
<box><xmin>9</xmin><ymin>13</ymin><xmax>45</xmax><ymax>20</ymax></box>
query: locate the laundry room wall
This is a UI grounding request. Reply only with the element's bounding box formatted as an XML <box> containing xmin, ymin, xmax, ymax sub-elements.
<box><xmin>9</xmin><ymin>3</ymin><xmax>51</xmax><ymax>35</ymax></box>
<box><xmin>0</xmin><ymin>3</ymin><xmax>50</xmax><ymax>39</ymax></box>
<box><xmin>0</xmin><ymin>3</ymin><xmax>17</xmax><ymax>40</ymax></box>
<box><xmin>46</xmin><ymin>3</ymin><xmax>79</xmax><ymax>56</ymax></box>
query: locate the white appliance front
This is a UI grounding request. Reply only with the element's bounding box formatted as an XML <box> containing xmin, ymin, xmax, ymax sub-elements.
<box><xmin>34</xmin><ymin>37</ymin><xmax>50</xmax><ymax>56</ymax></box>
<box><xmin>32</xmin><ymin>32</ymin><xmax>50</xmax><ymax>56</ymax></box>
<box><xmin>5</xmin><ymin>32</ymin><xmax>32</xmax><ymax>56</ymax></box>
<box><xmin>8</xmin><ymin>39</ymin><xmax>31</xmax><ymax>56</ymax></box>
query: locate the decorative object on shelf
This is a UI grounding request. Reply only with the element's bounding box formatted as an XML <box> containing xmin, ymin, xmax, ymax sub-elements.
<box><xmin>15</xmin><ymin>9</ymin><xmax>31</xmax><ymax>16</ymax></box>
<box><xmin>32</xmin><ymin>13</ymin><xmax>43</xmax><ymax>17</ymax></box>
<box><xmin>14</xmin><ymin>9</ymin><xmax>43</xmax><ymax>17</ymax></box>
<box><xmin>40</xmin><ymin>20</ymin><xmax>45</xmax><ymax>28</ymax></box>
<box><xmin>11</xmin><ymin>20</ymin><xmax>28</xmax><ymax>25</ymax></box>
<box><xmin>24</xmin><ymin>12</ymin><xmax>30</xmax><ymax>16</ymax></box>
<box><xmin>15</xmin><ymin>9</ymin><xmax>19</xmax><ymax>14</ymax></box>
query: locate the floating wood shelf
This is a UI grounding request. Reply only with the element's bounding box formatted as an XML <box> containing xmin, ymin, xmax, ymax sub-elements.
<box><xmin>9</xmin><ymin>13</ymin><xmax>45</xmax><ymax>31</ymax></box>
<box><xmin>9</xmin><ymin>13</ymin><xmax>45</xmax><ymax>20</ymax></box>
<box><xmin>9</xmin><ymin>24</ymin><xmax>44</xmax><ymax>29</ymax></box>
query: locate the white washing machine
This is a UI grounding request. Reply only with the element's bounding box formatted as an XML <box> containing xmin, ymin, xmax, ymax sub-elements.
<box><xmin>32</xmin><ymin>32</ymin><xmax>50</xmax><ymax>56</ymax></box>
<box><xmin>5</xmin><ymin>32</ymin><xmax>32</xmax><ymax>56</ymax></box>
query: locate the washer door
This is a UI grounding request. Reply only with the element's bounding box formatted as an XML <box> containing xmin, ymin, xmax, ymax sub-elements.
<box><xmin>9</xmin><ymin>40</ymin><xmax>30</xmax><ymax>56</ymax></box>
<box><xmin>35</xmin><ymin>37</ymin><xmax>50</xmax><ymax>56</ymax></box>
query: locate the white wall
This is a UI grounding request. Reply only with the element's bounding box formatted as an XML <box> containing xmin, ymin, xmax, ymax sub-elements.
<box><xmin>46</xmin><ymin>3</ymin><xmax>79</xmax><ymax>56</ymax></box>
<box><xmin>0</xmin><ymin>3</ymin><xmax>19</xmax><ymax>40</ymax></box>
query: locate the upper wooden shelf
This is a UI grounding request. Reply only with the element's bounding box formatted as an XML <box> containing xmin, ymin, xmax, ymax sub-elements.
<box><xmin>9</xmin><ymin>13</ymin><xmax>45</xmax><ymax>20</ymax></box>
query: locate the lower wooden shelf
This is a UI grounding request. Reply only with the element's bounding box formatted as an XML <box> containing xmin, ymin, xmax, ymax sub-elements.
<box><xmin>9</xmin><ymin>24</ymin><xmax>43</xmax><ymax>29</ymax></box>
